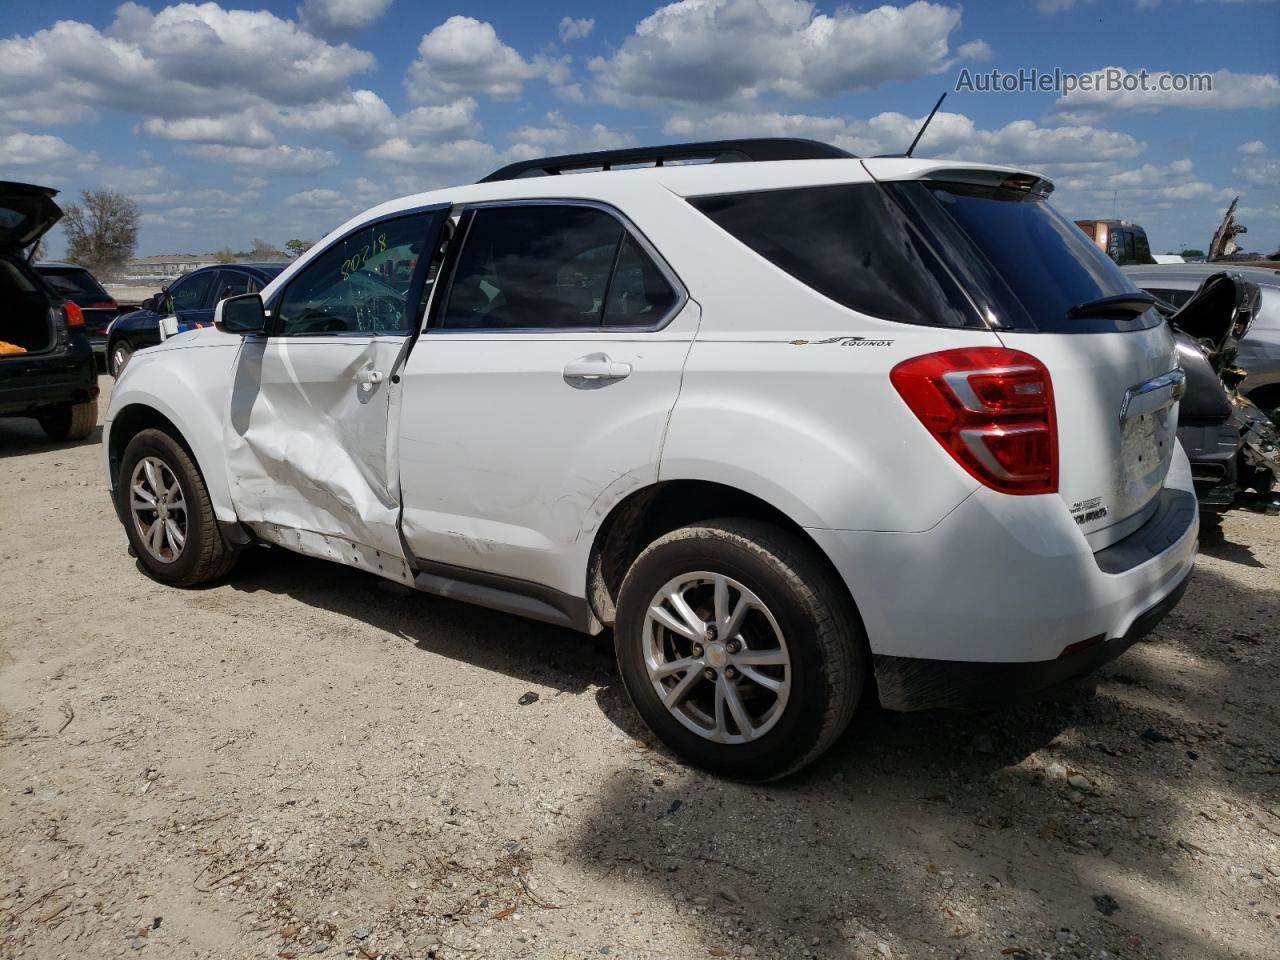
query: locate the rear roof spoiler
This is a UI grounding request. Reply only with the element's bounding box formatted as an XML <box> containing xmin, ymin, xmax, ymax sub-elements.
<box><xmin>479</xmin><ymin>138</ymin><xmax>855</xmax><ymax>183</ymax></box>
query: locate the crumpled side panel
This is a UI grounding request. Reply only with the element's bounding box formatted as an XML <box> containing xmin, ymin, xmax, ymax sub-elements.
<box><xmin>224</xmin><ymin>336</ymin><xmax>412</xmax><ymax>581</ymax></box>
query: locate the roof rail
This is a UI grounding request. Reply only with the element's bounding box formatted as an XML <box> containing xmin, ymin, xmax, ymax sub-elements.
<box><xmin>478</xmin><ymin>138</ymin><xmax>854</xmax><ymax>183</ymax></box>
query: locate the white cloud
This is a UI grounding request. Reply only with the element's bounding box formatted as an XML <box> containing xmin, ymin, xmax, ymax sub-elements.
<box><xmin>286</xmin><ymin>188</ymin><xmax>347</xmax><ymax>207</ymax></box>
<box><xmin>558</xmin><ymin>16</ymin><xmax>595</xmax><ymax>41</ymax></box>
<box><xmin>0</xmin><ymin>3</ymin><xmax>374</xmax><ymax>124</ymax></box>
<box><xmin>1058</xmin><ymin>67</ymin><xmax>1280</xmax><ymax>111</ymax></box>
<box><xmin>141</xmin><ymin>113</ymin><xmax>274</xmax><ymax>147</ymax></box>
<box><xmin>277</xmin><ymin>89</ymin><xmax>396</xmax><ymax>145</ymax></box>
<box><xmin>0</xmin><ymin>132</ymin><xmax>78</xmax><ymax>166</ymax></box>
<box><xmin>1235</xmin><ymin>157</ymin><xmax>1280</xmax><ymax>189</ymax></box>
<box><xmin>504</xmin><ymin>112</ymin><xmax>635</xmax><ymax>160</ymax></box>
<box><xmin>662</xmin><ymin>109</ymin><xmax>1144</xmax><ymax>168</ymax></box>
<box><xmin>407</xmin><ymin>17</ymin><xmax>562</xmax><ymax>102</ymax></box>
<box><xmin>297</xmin><ymin>0</ymin><xmax>394</xmax><ymax>35</ymax></box>
<box><xmin>396</xmin><ymin>98</ymin><xmax>480</xmax><ymax>140</ymax></box>
<box><xmin>184</xmin><ymin>143</ymin><xmax>339</xmax><ymax>173</ymax></box>
<box><xmin>957</xmin><ymin>39</ymin><xmax>992</xmax><ymax>61</ymax></box>
<box><xmin>589</xmin><ymin>0</ymin><xmax>983</xmax><ymax>106</ymax></box>
<box><xmin>366</xmin><ymin>136</ymin><xmax>497</xmax><ymax>173</ymax></box>
<box><xmin>1239</xmin><ymin>140</ymin><xmax>1268</xmax><ymax>155</ymax></box>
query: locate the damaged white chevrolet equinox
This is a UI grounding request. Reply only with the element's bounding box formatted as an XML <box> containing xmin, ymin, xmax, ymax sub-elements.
<box><xmin>105</xmin><ymin>139</ymin><xmax>1198</xmax><ymax>780</ymax></box>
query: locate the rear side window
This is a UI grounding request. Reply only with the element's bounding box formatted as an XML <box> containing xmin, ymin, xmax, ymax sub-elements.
<box><xmin>38</xmin><ymin>268</ymin><xmax>108</xmax><ymax>300</ymax></box>
<box><xmin>437</xmin><ymin>204</ymin><xmax>679</xmax><ymax>330</ymax></box>
<box><xmin>690</xmin><ymin>184</ymin><xmax>979</xmax><ymax>328</ymax></box>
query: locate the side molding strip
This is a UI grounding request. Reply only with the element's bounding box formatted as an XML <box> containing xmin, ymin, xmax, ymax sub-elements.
<box><xmin>411</xmin><ymin>558</ymin><xmax>599</xmax><ymax>634</ymax></box>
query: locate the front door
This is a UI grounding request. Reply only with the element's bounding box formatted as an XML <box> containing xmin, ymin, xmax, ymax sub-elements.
<box><xmin>397</xmin><ymin>201</ymin><xmax>697</xmax><ymax>597</ymax></box>
<box><xmin>224</xmin><ymin>206</ymin><xmax>448</xmax><ymax>584</ymax></box>
<box><xmin>157</xmin><ymin>269</ymin><xmax>218</xmax><ymax>342</ymax></box>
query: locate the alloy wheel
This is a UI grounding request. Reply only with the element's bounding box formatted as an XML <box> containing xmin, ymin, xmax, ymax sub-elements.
<box><xmin>642</xmin><ymin>571</ymin><xmax>792</xmax><ymax>744</ymax></box>
<box><xmin>129</xmin><ymin>456</ymin><xmax>187</xmax><ymax>563</ymax></box>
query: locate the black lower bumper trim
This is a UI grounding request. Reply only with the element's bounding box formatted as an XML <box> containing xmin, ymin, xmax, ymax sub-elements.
<box><xmin>873</xmin><ymin>568</ymin><xmax>1193</xmax><ymax>712</ymax></box>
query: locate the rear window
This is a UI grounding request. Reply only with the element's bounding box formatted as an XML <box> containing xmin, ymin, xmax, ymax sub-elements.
<box><xmin>690</xmin><ymin>184</ymin><xmax>980</xmax><ymax>328</ymax></box>
<box><xmin>891</xmin><ymin>181</ymin><xmax>1161</xmax><ymax>332</ymax></box>
<box><xmin>38</xmin><ymin>267</ymin><xmax>108</xmax><ymax>300</ymax></box>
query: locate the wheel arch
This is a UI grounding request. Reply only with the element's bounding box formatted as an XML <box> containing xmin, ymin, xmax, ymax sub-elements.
<box><xmin>585</xmin><ymin>478</ymin><xmax>857</xmax><ymax>631</ymax></box>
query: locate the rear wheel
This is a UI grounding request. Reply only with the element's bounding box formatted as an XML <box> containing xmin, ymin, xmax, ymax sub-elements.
<box><xmin>614</xmin><ymin>518</ymin><xmax>865</xmax><ymax>781</ymax></box>
<box><xmin>38</xmin><ymin>400</ymin><xmax>97</xmax><ymax>441</ymax></box>
<box><xmin>116</xmin><ymin>428</ymin><xmax>238</xmax><ymax>586</ymax></box>
<box><xmin>109</xmin><ymin>339</ymin><xmax>134</xmax><ymax>377</ymax></box>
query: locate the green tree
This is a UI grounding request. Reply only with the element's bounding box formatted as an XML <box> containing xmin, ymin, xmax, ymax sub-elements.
<box><xmin>285</xmin><ymin>238</ymin><xmax>312</xmax><ymax>258</ymax></box>
<box><xmin>63</xmin><ymin>189</ymin><xmax>140</xmax><ymax>279</ymax></box>
<box><xmin>1180</xmin><ymin>249</ymin><xmax>1205</xmax><ymax>258</ymax></box>
<box><xmin>248</xmin><ymin>237</ymin><xmax>285</xmax><ymax>259</ymax></box>
<box><xmin>212</xmin><ymin>247</ymin><xmax>236</xmax><ymax>264</ymax></box>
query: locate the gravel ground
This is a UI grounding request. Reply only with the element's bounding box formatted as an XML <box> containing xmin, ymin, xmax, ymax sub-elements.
<box><xmin>2</xmin><ymin>375</ymin><xmax>1278</xmax><ymax>960</ymax></box>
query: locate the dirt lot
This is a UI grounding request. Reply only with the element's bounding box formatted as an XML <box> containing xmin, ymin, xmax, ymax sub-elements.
<box><xmin>2</xmin><ymin>375</ymin><xmax>1278</xmax><ymax>960</ymax></box>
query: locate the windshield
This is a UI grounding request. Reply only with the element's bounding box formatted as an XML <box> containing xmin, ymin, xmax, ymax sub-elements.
<box><xmin>890</xmin><ymin>181</ymin><xmax>1161</xmax><ymax>333</ymax></box>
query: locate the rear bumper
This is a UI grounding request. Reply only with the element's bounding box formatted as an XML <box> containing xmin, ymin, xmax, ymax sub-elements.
<box><xmin>807</xmin><ymin>449</ymin><xmax>1199</xmax><ymax>705</ymax></box>
<box><xmin>0</xmin><ymin>346</ymin><xmax>97</xmax><ymax>417</ymax></box>
<box><xmin>871</xmin><ymin>566</ymin><xmax>1191</xmax><ymax>710</ymax></box>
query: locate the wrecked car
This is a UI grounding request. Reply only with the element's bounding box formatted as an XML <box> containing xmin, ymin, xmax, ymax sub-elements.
<box><xmin>104</xmin><ymin>139</ymin><xmax>1197</xmax><ymax>780</ymax></box>
<box><xmin>1</xmin><ymin>181</ymin><xmax>99</xmax><ymax>441</ymax></box>
<box><xmin>1150</xmin><ymin>272</ymin><xmax>1280</xmax><ymax>513</ymax></box>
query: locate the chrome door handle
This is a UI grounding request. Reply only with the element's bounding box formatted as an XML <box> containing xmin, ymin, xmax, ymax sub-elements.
<box><xmin>354</xmin><ymin>369</ymin><xmax>385</xmax><ymax>385</ymax></box>
<box><xmin>563</xmin><ymin>353</ymin><xmax>632</xmax><ymax>381</ymax></box>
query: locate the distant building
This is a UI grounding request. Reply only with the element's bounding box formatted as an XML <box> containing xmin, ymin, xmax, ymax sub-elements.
<box><xmin>124</xmin><ymin>254</ymin><xmax>219</xmax><ymax>282</ymax></box>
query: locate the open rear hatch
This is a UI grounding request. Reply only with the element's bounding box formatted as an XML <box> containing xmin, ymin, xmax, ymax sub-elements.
<box><xmin>0</xmin><ymin>181</ymin><xmax>62</xmax><ymax>253</ymax></box>
<box><xmin>865</xmin><ymin>160</ymin><xmax>1180</xmax><ymax>549</ymax></box>
<box><xmin>1</xmin><ymin>182</ymin><xmax>65</xmax><ymax>359</ymax></box>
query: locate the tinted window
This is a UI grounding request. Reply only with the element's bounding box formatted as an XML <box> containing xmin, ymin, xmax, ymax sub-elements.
<box><xmin>38</xmin><ymin>267</ymin><xmax>107</xmax><ymax>300</ymax></box>
<box><xmin>893</xmin><ymin>181</ymin><xmax>1159</xmax><ymax>332</ymax></box>
<box><xmin>167</xmin><ymin>271</ymin><xmax>215</xmax><ymax>311</ymax></box>
<box><xmin>691</xmin><ymin>184</ymin><xmax>978</xmax><ymax>328</ymax></box>
<box><xmin>603</xmin><ymin>235</ymin><xmax>677</xmax><ymax>326</ymax></box>
<box><xmin>1132</xmin><ymin>229</ymin><xmax>1153</xmax><ymax>264</ymax></box>
<box><xmin>439</xmin><ymin>205</ymin><xmax>623</xmax><ymax>330</ymax></box>
<box><xmin>215</xmin><ymin>271</ymin><xmax>255</xmax><ymax>301</ymax></box>
<box><xmin>276</xmin><ymin>213</ymin><xmax>438</xmax><ymax>335</ymax></box>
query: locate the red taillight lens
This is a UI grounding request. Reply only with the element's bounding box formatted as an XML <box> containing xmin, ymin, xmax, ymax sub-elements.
<box><xmin>90</xmin><ymin>299</ymin><xmax>118</xmax><ymax>309</ymax></box>
<box><xmin>63</xmin><ymin>302</ymin><xmax>85</xmax><ymax>328</ymax></box>
<box><xmin>891</xmin><ymin>347</ymin><xmax>1058</xmax><ymax>495</ymax></box>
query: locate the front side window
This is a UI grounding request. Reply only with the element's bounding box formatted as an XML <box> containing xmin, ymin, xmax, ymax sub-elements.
<box><xmin>275</xmin><ymin>212</ymin><xmax>439</xmax><ymax>335</ymax></box>
<box><xmin>167</xmin><ymin>271</ymin><xmax>215</xmax><ymax>312</ymax></box>
<box><xmin>438</xmin><ymin>205</ymin><xmax>622</xmax><ymax>330</ymax></box>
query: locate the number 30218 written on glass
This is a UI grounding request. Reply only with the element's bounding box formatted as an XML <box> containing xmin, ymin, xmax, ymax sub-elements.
<box><xmin>340</xmin><ymin>234</ymin><xmax>387</xmax><ymax>279</ymax></box>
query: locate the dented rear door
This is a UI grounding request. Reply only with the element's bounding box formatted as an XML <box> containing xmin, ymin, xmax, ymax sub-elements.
<box><xmin>223</xmin><ymin>206</ymin><xmax>449</xmax><ymax>583</ymax></box>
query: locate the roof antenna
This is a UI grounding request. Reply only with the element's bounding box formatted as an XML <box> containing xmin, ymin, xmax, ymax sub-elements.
<box><xmin>904</xmin><ymin>92</ymin><xmax>946</xmax><ymax>158</ymax></box>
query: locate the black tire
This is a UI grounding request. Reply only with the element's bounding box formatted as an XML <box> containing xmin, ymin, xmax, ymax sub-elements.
<box><xmin>38</xmin><ymin>400</ymin><xmax>97</xmax><ymax>441</ymax></box>
<box><xmin>614</xmin><ymin>518</ymin><xmax>866</xmax><ymax>781</ymax></box>
<box><xmin>109</xmin><ymin>339</ymin><xmax>134</xmax><ymax>377</ymax></box>
<box><xmin>116</xmin><ymin>428</ymin><xmax>239</xmax><ymax>587</ymax></box>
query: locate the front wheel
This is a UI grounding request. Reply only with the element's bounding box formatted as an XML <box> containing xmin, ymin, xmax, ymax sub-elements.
<box><xmin>116</xmin><ymin>428</ymin><xmax>239</xmax><ymax>586</ymax></box>
<box><xmin>38</xmin><ymin>400</ymin><xmax>97</xmax><ymax>441</ymax></box>
<box><xmin>614</xmin><ymin>519</ymin><xmax>866</xmax><ymax>781</ymax></box>
<box><xmin>109</xmin><ymin>339</ymin><xmax>134</xmax><ymax>377</ymax></box>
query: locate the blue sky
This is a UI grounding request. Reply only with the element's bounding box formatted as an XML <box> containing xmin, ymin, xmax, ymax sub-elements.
<box><xmin>2</xmin><ymin>0</ymin><xmax>1277</xmax><ymax>259</ymax></box>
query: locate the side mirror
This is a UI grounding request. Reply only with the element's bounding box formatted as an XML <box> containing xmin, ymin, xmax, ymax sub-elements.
<box><xmin>215</xmin><ymin>293</ymin><xmax>268</xmax><ymax>335</ymax></box>
<box><xmin>141</xmin><ymin>295</ymin><xmax>158</xmax><ymax>312</ymax></box>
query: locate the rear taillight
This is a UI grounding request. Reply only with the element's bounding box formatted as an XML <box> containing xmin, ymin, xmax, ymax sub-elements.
<box><xmin>90</xmin><ymin>299</ymin><xmax>118</xmax><ymax>309</ymax></box>
<box><xmin>890</xmin><ymin>347</ymin><xmax>1057</xmax><ymax>495</ymax></box>
<box><xmin>63</xmin><ymin>302</ymin><xmax>85</xmax><ymax>328</ymax></box>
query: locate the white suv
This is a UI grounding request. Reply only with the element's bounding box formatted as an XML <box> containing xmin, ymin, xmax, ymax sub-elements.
<box><xmin>104</xmin><ymin>139</ymin><xmax>1198</xmax><ymax>780</ymax></box>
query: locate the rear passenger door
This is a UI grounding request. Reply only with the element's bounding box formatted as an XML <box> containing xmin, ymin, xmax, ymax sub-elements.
<box><xmin>397</xmin><ymin>201</ymin><xmax>698</xmax><ymax>597</ymax></box>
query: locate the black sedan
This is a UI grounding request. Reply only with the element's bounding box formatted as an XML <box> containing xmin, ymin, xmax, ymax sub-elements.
<box><xmin>34</xmin><ymin>261</ymin><xmax>119</xmax><ymax>367</ymax></box>
<box><xmin>107</xmin><ymin>261</ymin><xmax>287</xmax><ymax>375</ymax></box>
<box><xmin>1</xmin><ymin>181</ymin><xmax>99</xmax><ymax>441</ymax></box>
